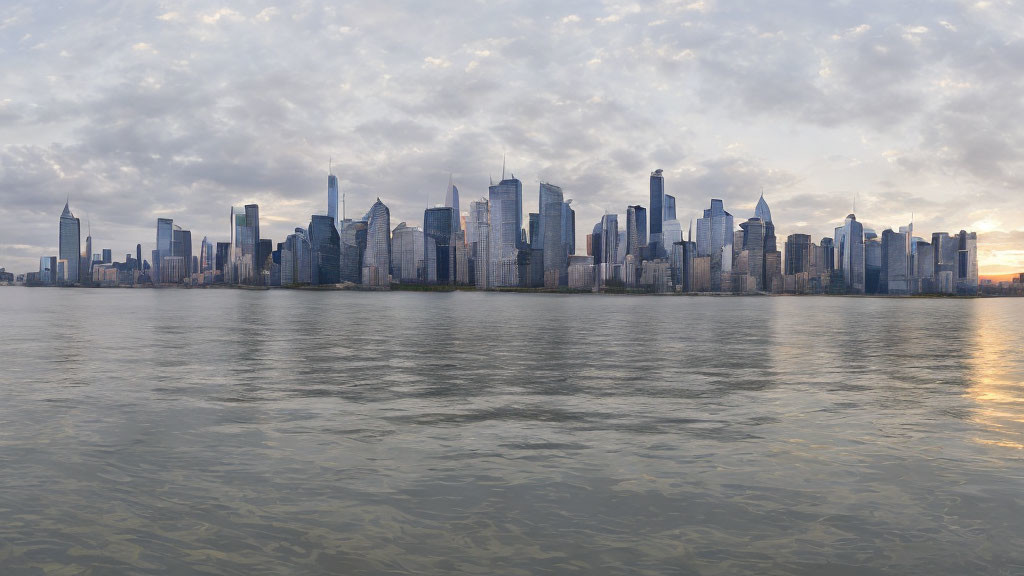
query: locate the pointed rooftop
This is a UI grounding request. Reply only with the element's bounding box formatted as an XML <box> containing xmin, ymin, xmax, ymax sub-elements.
<box><xmin>61</xmin><ymin>201</ymin><xmax>74</xmax><ymax>219</ymax></box>
<box><xmin>754</xmin><ymin>191</ymin><xmax>772</xmax><ymax>223</ymax></box>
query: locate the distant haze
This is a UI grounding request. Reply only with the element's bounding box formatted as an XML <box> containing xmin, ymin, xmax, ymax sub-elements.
<box><xmin>1</xmin><ymin>1</ymin><xmax>1022</xmax><ymax>274</ymax></box>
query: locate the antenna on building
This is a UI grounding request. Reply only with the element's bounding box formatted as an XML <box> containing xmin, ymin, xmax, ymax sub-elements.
<box><xmin>501</xmin><ymin>153</ymin><xmax>506</xmax><ymax>181</ymax></box>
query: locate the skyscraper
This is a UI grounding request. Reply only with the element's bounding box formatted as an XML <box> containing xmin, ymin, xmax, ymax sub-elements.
<box><xmin>58</xmin><ymin>201</ymin><xmax>81</xmax><ymax>285</ymax></box>
<box><xmin>881</xmin><ymin>228</ymin><xmax>908</xmax><ymax>294</ymax></box>
<box><xmin>424</xmin><ymin>206</ymin><xmax>455</xmax><ymax>285</ymax></box>
<box><xmin>340</xmin><ymin>219</ymin><xmax>367</xmax><ymax>283</ymax></box>
<box><xmin>156</xmin><ymin>217</ymin><xmax>173</xmax><ymax>281</ymax></box>
<box><xmin>328</xmin><ymin>163</ymin><xmax>340</xmax><ymax>231</ymax></box>
<box><xmin>538</xmin><ymin>182</ymin><xmax>566</xmax><ymax>287</ymax></box>
<box><xmin>362</xmin><ymin>198</ymin><xmax>391</xmax><ymax>287</ymax></box>
<box><xmin>785</xmin><ymin>234</ymin><xmax>811</xmax><ymax>275</ymax></box>
<box><xmin>956</xmin><ymin>230</ymin><xmax>979</xmax><ymax>294</ymax></box>
<box><xmin>488</xmin><ymin>176</ymin><xmax>523</xmax><ymax>287</ymax></box>
<box><xmin>391</xmin><ymin>222</ymin><xmax>423</xmax><ymax>283</ymax></box>
<box><xmin>445</xmin><ymin>177</ymin><xmax>461</xmax><ymax>233</ymax></box>
<box><xmin>649</xmin><ymin>169</ymin><xmax>665</xmax><ymax>257</ymax></box>
<box><xmin>309</xmin><ymin>215</ymin><xmax>341</xmax><ymax>285</ymax></box>
<box><xmin>469</xmin><ymin>199</ymin><xmax>490</xmax><ymax>289</ymax></box>
<box><xmin>834</xmin><ymin>213</ymin><xmax>865</xmax><ymax>293</ymax></box>
<box><xmin>696</xmin><ymin>199</ymin><xmax>734</xmax><ymax>291</ymax></box>
<box><xmin>664</xmin><ymin>194</ymin><xmax>676</xmax><ymax>222</ymax></box>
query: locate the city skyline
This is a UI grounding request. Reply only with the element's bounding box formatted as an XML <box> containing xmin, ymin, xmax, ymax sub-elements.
<box><xmin>2</xmin><ymin>3</ymin><xmax>1024</xmax><ymax>275</ymax></box>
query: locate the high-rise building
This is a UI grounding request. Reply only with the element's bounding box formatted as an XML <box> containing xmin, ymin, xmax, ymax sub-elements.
<box><xmin>82</xmin><ymin>230</ymin><xmax>93</xmax><ymax>284</ymax></box>
<box><xmin>739</xmin><ymin>218</ymin><xmax>766</xmax><ymax>291</ymax></box>
<box><xmin>785</xmin><ymin>234</ymin><xmax>811</xmax><ymax>275</ymax></box>
<box><xmin>340</xmin><ymin>219</ymin><xmax>367</xmax><ymax>283</ymax></box>
<box><xmin>307</xmin><ymin>215</ymin><xmax>341</xmax><ymax>285</ymax></box>
<box><xmin>328</xmin><ymin>165</ymin><xmax>340</xmax><ymax>231</ymax></box>
<box><xmin>391</xmin><ymin>222</ymin><xmax>423</xmax><ymax>283</ymax></box>
<box><xmin>562</xmin><ymin>201</ymin><xmax>575</xmax><ymax>257</ymax></box>
<box><xmin>864</xmin><ymin>231</ymin><xmax>881</xmax><ymax>294</ymax></box>
<box><xmin>156</xmin><ymin>217</ymin><xmax>173</xmax><ymax>280</ymax></box>
<box><xmin>834</xmin><ymin>213</ymin><xmax>865</xmax><ymax>293</ymax></box>
<box><xmin>282</xmin><ymin>228</ymin><xmax>313</xmax><ymax>285</ymax></box>
<box><xmin>626</xmin><ymin>205</ymin><xmax>647</xmax><ymax>258</ymax></box>
<box><xmin>445</xmin><ymin>178</ymin><xmax>461</xmax><ymax>233</ymax></box>
<box><xmin>101</xmin><ymin>248</ymin><xmax>111</xmax><ymax>264</ymax></box>
<box><xmin>424</xmin><ymin>206</ymin><xmax>456</xmax><ymax>284</ymax></box>
<box><xmin>881</xmin><ymin>229</ymin><xmax>909</xmax><ymax>294</ymax></box>
<box><xmin>469</xmin><ymin>199</ymin><xmax>490</xmax><ymax>289</ymax></box>
<box><xmin>215</xmin><ymin>242</ymin><xmax>230</xmax><ymax>278</ymax></box>
<box><xmin>696</xmin><ymin>199</ymin><xmax>734</xmax><ymax>291</ymax></box>
<box><xmin>649</xmin><ymin>169</ymin><xmax>665</xmax><ymax>257</ymax></box>
<box><xmin>664</xmin><ymin>194</ymin><xmax>676</xmax><ymax>222</ymax></box>
<box><xmin>229</xmin><ymin>205</ymin><xmax>260</xmax><ymax>284</ymax></box>
<box><xmin>594</xmin><ymin>214</ymin><xmax>619</xmax><ymax>285</ymax></box>
<box><xmin>58</xmin><ymin>202</ymin><xmax>81</xmax><ymax>284</ymax></box>
<box><xmin>956</xmin><ymin>230</ymin><xmax>979</xmax><ymax>294</ymax></box>
<box><xmin>200</xmin><ymin>237</ymin><xmax>213</xmax><ymax>272</ymax></box>
<box><xmin>820</xmin><ymin>237</ymin><xmax>835</xmax><ymax>272</ymax></box>
<box><xmin>362</xmin><ymin>199</ymin><xmax>391</xmax><ymax>287</ymax></box>
<box><xmin>488</xmin><ymin>177</ymin><xmax>523</xmax><ymax>287</ymax></box>
<box><xmin>538</xmin><ymin>182</ymin><xmax>566</xmax><ymax>287</ymax></box>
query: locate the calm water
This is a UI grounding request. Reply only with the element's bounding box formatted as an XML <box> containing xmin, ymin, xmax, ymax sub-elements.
<box><xmin>1</xmin><ymin>288</ymin><xmax>1022</xmax><ymax>575</ymax></box>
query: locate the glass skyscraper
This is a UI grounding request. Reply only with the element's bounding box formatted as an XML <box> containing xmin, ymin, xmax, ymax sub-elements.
<box><xmin>328</xmin><ymin>170</ymin><xmax>339</xmax><ymax>231</ymax></box>
<box><xmin>538</xmin><ymin>182</ymin><xmax>566</xmax><ymax>287</ymax></box>
<box><xmin>362</xmin><ymin>199</ymin><xmax>391</xmax><ymax>287</ymax></box>
<box><xmin>834</xmin><ymin>213</ymin><xmax>865</xmax><ymax>293</ymax></box>
<box><xmin>308</xmin><ymin>215</ymin><xmax>341</xmax><ymax>285</ymax></box>
<box><xmin>424</xmin><ymin>206</ymin><xmax>455</xmax><ymax>284</ymax></box>
<box><xmin>469</xmin><ymin>199</ymin><xmax>490</xmax><ymax>289</ymax></box>
<box><xmin>59</xmin><ymin>202</ymin><xmax>81</xmax><ymax>284</ymax></box>
<box><xmin>696</xmin><ymin>199</ymin><xmax>734</xmax><ymax>291</ymax></box>
<box><xmin>391</xmin><ymin>222</ymin><xmax>423</xmax><ymax>283</ymax></box>
<box><xmin>488</xmin><ymin>177</ymin><xmax>523</xmax><ymax>287</ymax></box>
<box><xmin>649</xmin><ymin>169</ymin><xmax>665</xmax><ymax>257</ymax></box>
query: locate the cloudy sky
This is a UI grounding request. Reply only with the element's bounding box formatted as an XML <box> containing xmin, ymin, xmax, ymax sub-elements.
<box><xmin>2</xmin><ymin>0</ymin><xmax>1023</xmax><ymax>275</ymax></box>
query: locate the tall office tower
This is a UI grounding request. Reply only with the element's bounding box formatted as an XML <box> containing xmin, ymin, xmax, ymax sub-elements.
<box><xmin>914</xmin><ymin>240</ymin><xmax>935</xmax><ymax>293</ymax></box>
<box><xmin>785</xmin><ymin>234</ymin><xmax>811</xmax><ymax>275</ymax></box>
<box><xmin>488</xmin><ymin>176</ymin><xmax>523</xmax><ymax>287</ymax></box>
<box><xmin>215</xmin><ymin>242</ymin><xmax>230</xmax><ymax>278</ymax></box>
<box><xmin>156</xmin><ymin>217</ymin><xmax>173</xmax><ymax>280</ymax></box>
<box><xmin>391</xmin><ymin>222</ymin><xmax>423</xmax><ymax>283</ymax></box>
<box><xmin>282</xmin><ymin>228</ymin><xmax>313</xmax><ymax>285</ymax></box>
<box><xmin>881</xmin><ymin>229</ymin><xmax>909</xmax><ymax>294</ymax></box>
<box><xmin>257</xmin><ymin>239</ymin><xmax>272</xmax><ymax>282</ymax></box>
<box><xmin>445</xmin><ymin>178</ymin><xmax>461</xmax><ymax>233</ymax></box>
<box><xmin>101</xmin><ymin>248</ymin><xmax>111</xmax><ymax>264</ymax></box>
<box><xmin>229</xmin><ymin>205</ymin><xmax>259</xmax><ymax>284</ymax></box>
<box><xmin>468</xmin><ymin>199</ymin><xmax>490</xmax><ymax>289</ymax></box>
<box><xmin>169</xmin><ymin>227</ymin><xmax>192</xmax><ymax>282</ymax></box>
<box><xmin>339</xmin><ymin>220</ymin><xmax>367</xmax><ymax>283</ymax></box>
<box><xmin>136</xmin><ymin>244</ymin><xmax>142</xmax><ymax>271</ymax></box>
<box><xmin>538</xmin><ymin>183</ymin><xmax>566</xmax><ymax>287</ymax></box>
<box><xmin>454</xmin><ymin>229</ymin><xmax>469</xmax><ymax>285</ymax></box>
<box><xmin>229</xmin><ymin>206</ymin><xmax>244</xmax><ymax>283</ymax></box>
<box><xmin>649</xmin><ymin>169</ymin><xmax>665</xmax><ymax>257</ymax></box>
<box><xmin>424</xmin><ymin>206</ymin><xmax>456</xmax><ymax>284</ymax></box>
<box><xmin>362</xmin><ymin>199</ymin><xmax>391</xmax><ymax>287</ymax></box>
<box><xmin>270</xmin><ymin>243</ymin><xmax>282</xmax><ymax>286</ymax></box>
<box><xmin>820</xmin><ymin>237</ymin><xmax>835</xmax><ymax>271</ymax></box>
<box><xmin>626</xmin><ymin>205</ymin><xmax>647</xmax><ymax>258</ymax></box>
<box><xmin>864</xmin><ymin>231</ymin><xmax>881</xmax><ymax>294</ymax></box>
<box><xmin>834</xmin><ymin>213</ymin><xmax>865</xmax><ymax>293</ymax></box>
<box><xmin>562</xmin><ymin>200</ymin><xmax>576</xmax><ymax>257</ymax></box>
<box><xmin>664</xmin><ymin>195</ymin><xmax>676</xmax><ymax>222</ymax></box>
<box><xmin>755</xmin><ymin>192</ymin><xmax>772</xmax><ymax>223</ymax></box>
<box><xmin>626</xmin><ymin>206</ymin><xmax>643</xmax><ymax>260</ymax></box>
<box><xmin>931</xmin><ymin>232</ymin><xmax>957</xmax><ymax>292</ymax></box>
<box><xmin>593</xmin><ymin>214</ymin><xmax>619</xmax><ymax>285</ymax></box>
<box><xmin>82</xmin><ymin>230</ymin><xmax>93</xmax><ymax>284</ymax></box>
<box><xmin>328</xmin><ymin>165</ymin><xmax>340</xmax><ymax>231</ymax></box>
<box><xmin>245</xmin><ymin>204</ymin><xmax>261</xmax><ymax>279</ymax></box>
<box><xmin>956</xmin><ymin>230</ymin><xmax>979</xmax><ymax>294</ymax></box>
<box><xmin>671</xmin><ymin>238</ymin><xmax>697</xmax><ymax>292</ymax></box>
<box><xmin>662</xmin><ymin>219</ymin><xmax>683</xmax><ymax>251</ymax></box>
<box><xmin>527</xmin><ymin>212</ymin><xmax>543</xmax><ymax>286</ymax></box>
<box><xmin>199</xmin><ymin>237</ymin><xmax>212</xmax><ymax>272</ymax></box>
<box><xmin>739</xmin><ymin>218</ymin><xmax>766</xmax><ymax>291</ymax></box>
<box><xmin>58</xmin><ymin>201</ymin><xmax>81</xmax><ymax>284</ymax></box>
<box><xmin>696</xmin><ymin>199</ymin><xmax>734</xmax><ymax>292</ymax></box>
<box><xmin>308</xmin><ymin>215</ymin><xmax>341</xmax><ymax>285</ymax></box>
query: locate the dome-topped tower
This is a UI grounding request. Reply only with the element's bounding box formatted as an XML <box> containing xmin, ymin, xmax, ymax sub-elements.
<box><xmin>755</xmin><ymin>191</ymin><xmax>772</xmax><ymax>223</ymax></box>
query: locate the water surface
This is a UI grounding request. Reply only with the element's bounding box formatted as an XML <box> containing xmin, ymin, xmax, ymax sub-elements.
<box><xmin>1</xmin><ymin>288</ymin><xmax>1022</xmax><ymax>575</ymax></box>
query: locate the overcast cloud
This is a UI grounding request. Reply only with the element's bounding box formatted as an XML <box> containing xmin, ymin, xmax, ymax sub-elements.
<box><xmin>2</xmin><ymin>0</ymin><xmax>1023</xmax><ymax>274</ymax></box>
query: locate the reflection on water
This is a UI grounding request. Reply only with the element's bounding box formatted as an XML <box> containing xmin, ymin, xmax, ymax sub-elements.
<box><xmin>968</xmin><ymin>300</ymin><xmax>1024</xmax><ymax>450</ymax></box>
<box><xmin>0</xmin><ymin>288</ymin><xmax>1023</xmax><ymax>575</ymax></box>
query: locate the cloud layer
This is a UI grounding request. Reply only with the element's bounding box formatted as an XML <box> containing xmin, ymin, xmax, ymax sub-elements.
<box><xmin>2</xmin><ymin>0</ymin><xmax>1023</xmax><ymax>274</ymax></box>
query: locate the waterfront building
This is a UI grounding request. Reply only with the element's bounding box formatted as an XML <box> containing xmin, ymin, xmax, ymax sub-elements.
<box><xmin>865</xmin><ymin>231</ymin><xmax>881</xmax><ymax>294</ymax></box>
<box><xmin>362</xmin><ymin>199</ymin><xmax>391</xmax><ymax>287</ymax></box>
<box><xmin>488</xmin><ymin>177</ymin><xmax>523</xmax><ymax>287</ymax></box>
<box><xmin>391</xmin><ymin>222</ymin><xmax>422</xmax><ymax>283</ymax></box>
<box><xmin>538</xmin><ymin>182</ymin><xmax>566</xmax><ymax>287</ymax></box>
<box><xmin>932</xmin><ymin>232</ymin><xmax>958</xmax><ymax>286</ymax></box>
<box><xmin>692</xmin><ymin>255</ymin><xmax>712</xmax><ymax>292</ymax></box>
<box><xmin>309</xmin><ymin>214</ymin><xmax>341</xmax><ymax>285</ymax></box>
<box><xmin>568</xmin><ymin>255</ymin><xmax>594</xmax><ymax>290</ymax></box>
<box><xmin>739</xmin><ymin>218</ymin><xmax>766</xmax><ymax>291</ymax></box>
<box><xmin>820</xmin><ymin>237</ymin><xmax>835</xmax><ymax>272</ymax></box>
<box><xmin>562</xmin><ymin>201</ymin><xmax>576</xmax><ymax>258</ymax></box>
<box><xmin>57</xmin><ymin>202</ymin><xmax>81</xmax><ymax>285</ymax></box>
<box><xmin>593</xmin><ymin>214</ymin><xmax>619</xmax><ymax>286</ymax></box>
<box><xmin>160</xmin><ymin>256</ymin><xmax>185</xmax><ymax>284</ymax></box>
<box><xmin>956</xmin><ymin>230</ymin><xmax>979</xmax><ymax>294</ymax></box>
<box><xmin>626</xmin><ymin>205</ymin><xmax>646</xmax><ymax>259</ymax></box>
<box><xmin>785</xmin><ymin>234</ymin><xmax>811</xmax><ymax>275</ymax></box>
<box><xmin>328</xmin><ymin>165</ymin><xmax>340</xmax><ymax>231</ymax></box>
<box><xmin>881</xmin><ymin>229</ymin><xmax>909</xmax><ymax>294</ymax></box>
<box><xmin>339</xmin><ymin>219</ymin><xmax>367</xmax><ymax>284</ymax></box>
<box><xmin>649</xmin><ymin>169</ymin><xmax>665</xmax><ymax>257</ymax></box>
<box><xmin>281</xmin><ymin>228</ymin><xmax>313</xmax><ymax>285</ymax></box>
<box><xmin>200</xmin><ymin>237</ymin><xmax>213</xmax><ymax>272</ymax></box>
<box><xmin>696</xmin><ymin>199</ymin><xmax>734</xmax><ymax>291</ymax></box>
<box><xmin>424</xmin><ymin>206</ymin><xmax>456</xmax><ymax>284</ymax></box>
<box><xmin>834</xmin><ymin>213</ymin><xmax>865</xmax><ymax>293</ymax></box>
<box><xmin>445</xmin><ymin>178</ymin><xmax>461</xmax><ymax>233</ymax></box>
<box><xmin>468</xmin><ymin>199</ymin><xmax>490</xmax><ymax>289</ymax></box>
